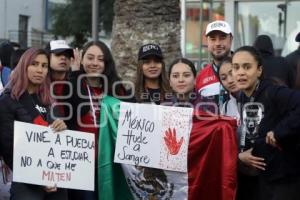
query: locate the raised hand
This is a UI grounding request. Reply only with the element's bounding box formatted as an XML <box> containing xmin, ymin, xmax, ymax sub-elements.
<box><xmin>164</xmin><ymin>128</ymin><xmax>184</xmax><ymax>155</ymax></box>
<box><xmin>70</xmin><ymin>47</ymin><xmax>82</xmax><ymax>71</ymax></box>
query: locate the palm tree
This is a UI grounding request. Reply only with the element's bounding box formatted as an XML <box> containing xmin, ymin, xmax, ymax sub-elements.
<box><xmin>111</xmin><ymin>0</ymin><xmax>181</xmax><ymax>83</ymax></box>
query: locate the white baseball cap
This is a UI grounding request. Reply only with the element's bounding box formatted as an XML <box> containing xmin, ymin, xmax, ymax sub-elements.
<box><xmin>49</xmin><ymin>40</ymin><xmax>73</xmax><ymax>57</ymax></box>
<box><xmin>205</xmin><ymin>20</ymin><xmax>233</xmax><ymax>36</ymax></box>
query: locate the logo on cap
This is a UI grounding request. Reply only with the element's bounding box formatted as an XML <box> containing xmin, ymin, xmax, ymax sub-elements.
<box><xmin>142</xmin><ymin>44</ymin><xmax>159</xmax><ymax>53</ymax></box>
<box><xmin>138</xmin><ymin>43</ymin><xmax>163</xmax><ymax>60</ymax></box>
<box><xmin>205</xmin><ymin>20</ymin><xmax>232</xmax><ymax>36</ymax></box>
<box><xmin>211</xmin><ymin>22</ymin><xmax>226</xmax><ymax>29</ymax></box>
<box><xmin>50</xmin><ymin>40</ymin><xmax>71</xmax><ymax>51</ymax></box>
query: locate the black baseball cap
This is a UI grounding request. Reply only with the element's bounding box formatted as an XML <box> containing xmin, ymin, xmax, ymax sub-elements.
<box><xmin>138</xmin><ymin>43</ymin><xmax>163</xmax><ymax>60</ymax></box>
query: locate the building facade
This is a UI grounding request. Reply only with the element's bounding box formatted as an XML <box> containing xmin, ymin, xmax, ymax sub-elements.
<box><xmin>0</xmin><ymin>0</ymin><xmax>66</xmax><ymax>48</ymax></box>
<box><xmin>182</xmin><ymin>0</ymin><xmax>300</xmax><ymax>70</ymax></box>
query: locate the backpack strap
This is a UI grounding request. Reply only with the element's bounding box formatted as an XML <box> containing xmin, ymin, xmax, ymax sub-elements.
<box><xmin>224</xmin><ymin>100</ymin><xmax>229</xmax><ymax>114</ymax></box>
<box><xmin>1</xmin><ymin>66</ymin><xmax>11</xmax><ymax>86</ymax></box>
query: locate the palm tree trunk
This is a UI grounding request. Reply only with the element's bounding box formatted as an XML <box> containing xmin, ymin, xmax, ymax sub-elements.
<box><xmin>111</xmin><ymin>0</ymin><xmax>181</xmax><ymax>83</ymax></box>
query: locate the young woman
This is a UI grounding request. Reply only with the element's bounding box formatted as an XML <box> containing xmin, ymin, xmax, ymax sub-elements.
<box><xmin>168</xmin><ymin>58</ymin><xmax>199</xmax><ymax>107</ymax></box>
<box><xmin>0</xmin><ymin>48</ymin><xmax>67</xmax><ymax>200</ymax></box>
<box><xmin>232</xmin><ymin>46</ymin><xmax>300</xmax><ymax>200</ymax></box>
<box><xmin>218</xmin><ymin>57</ymin><xmax>256</xmax><ymax>200</ymax></box>
<box><xmin>134</xmin><ymin>43</ymin><xmax>171</xmax><ymax>104</ymax></box>
<box><xmin>218</xmin><ymin>57</ymin><xmax>240</xmax><ymax>120</ymax></box>
<box><xmin>65</xmin><ymin>40</ymin><xmax>126</xmax><ymax>200</ymax></box>
<box><xmin>66</xmin><ymin>40</ymin><xmax>126</xmax><ymax>131</ymax></box>
<box><xmin>118</xmin><ymin>45</ymin><xmax>172</xmax><ymax>199</ymax></box>
<box><xmin>168</xmin><ymin>58</ymin><xmax>238</xmax><ymax>199</ymax></box>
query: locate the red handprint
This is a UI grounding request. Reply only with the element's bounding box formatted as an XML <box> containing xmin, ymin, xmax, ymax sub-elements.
<box><xmin>164</xmin><ymin>128</ymin><xmax>184</xmax><ymax>155</ymax></box>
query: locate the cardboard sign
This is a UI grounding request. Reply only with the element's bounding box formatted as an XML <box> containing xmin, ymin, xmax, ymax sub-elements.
<box><xmin>114</xmin><ymin>103</ymin><xmax>193</xmax><ymax>172</ymax></box>
<box><xmin>13</xmin><ymin>121</ymin><xmax>95</xmax><ymax>191</ymax></box>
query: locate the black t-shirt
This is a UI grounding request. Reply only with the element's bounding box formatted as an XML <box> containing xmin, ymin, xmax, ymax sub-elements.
<box><xmin>147</xmin><ymin>88</ymin><xmax>161</xmax><ymax>105</ymax></box>
<box><xmin>31</xmin><ymin>94</ymin><xmax>48</xmax><ymax>121</ymax></box>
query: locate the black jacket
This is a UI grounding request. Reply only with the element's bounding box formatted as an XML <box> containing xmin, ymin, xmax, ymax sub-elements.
<box><xmin>0</xmin><ymin>91</ymin><xmax>53</xmax><ymax>169</ymax></box>
<box><xmin>254</xmin><ymin>35</ymin><xmax>295</xmax><ymax>88</ymax></box>
<box><xmin>240</xmin><ymin>80</ymin><xmax>300</xmax><ymax>181</ymax></box>
<box><xmin>63</xmin><ymin>70</ymin><xmax>91</xmax><ymax>130</ymax></box>
<box><xmin>286</xmin><ymin>47</ymin><xmax>300</xmax><ymax>89</ymax></box>
<box><xmin>64</xmin><ymin>70</ymin><xmax>129</xmax><ymax>130</ymax></box>
<box><xmin>286</xmin><ymin>47</ymin><xmax>300</xmax><ymax>73</ymax></box>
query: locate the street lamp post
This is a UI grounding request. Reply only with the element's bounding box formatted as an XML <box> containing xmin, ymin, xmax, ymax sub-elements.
<box><xmin>92</xmin><ymin>0</ymin><xmax>99</xmax><ymax>41</ymax></box>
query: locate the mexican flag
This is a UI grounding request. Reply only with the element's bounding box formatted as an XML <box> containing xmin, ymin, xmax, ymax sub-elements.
<box><xmin>98</xmin><ymin>96</ymin><xmax>238</xmax><ymax>200</ymax></box>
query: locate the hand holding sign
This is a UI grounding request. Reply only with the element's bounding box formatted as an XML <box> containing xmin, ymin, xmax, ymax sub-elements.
<box><xmin>164</xmin><ymin>128</ymin><xmax>184</xmax><ymax>155</ymax></box>
<box><xmin>44</xmin><ymin>184</ymin><xmax>57</xmax><ymax>193</ymax></box>
<box><xmin>13</xmin><ymin>121</ymin><xmax>95</xmax><ymax>191</ymax></box>
<box><xmin>50</xmin><ymin>119</ymin><xmax>67</xmax><ymax>132</ymax></box>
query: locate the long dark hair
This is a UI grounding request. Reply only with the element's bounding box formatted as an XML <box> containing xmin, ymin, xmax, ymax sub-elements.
<box><xmin>134</xmin><ymin>59</ymin><xmax>171</xmax><ymax>102</ymax></box>
<box><xmin>218</xmin><ymin>56</ymin><xmax>232</xmax><ymax>73</ymax></box>
<box><xmin>81</xmin><ymin>40</ymin><xmax>125</xmax><ymax>96</ymax></box>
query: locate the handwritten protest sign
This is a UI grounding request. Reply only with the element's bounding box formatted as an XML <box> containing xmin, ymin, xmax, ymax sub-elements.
<box><xmin>114</xmin><ymin>102</ymin><xmax>193</xmax><ymax>172</ymax></box>
<box><xmin>13</xmin><ymin>121</ymin><xmax>95</xmax><ymax>191</ymax></box>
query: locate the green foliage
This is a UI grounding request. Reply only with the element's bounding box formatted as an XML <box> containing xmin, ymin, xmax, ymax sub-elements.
<box><xmin>51</xmin><ymin>0</ymin><xmax>115</xmax><ymax>47</ymax></box>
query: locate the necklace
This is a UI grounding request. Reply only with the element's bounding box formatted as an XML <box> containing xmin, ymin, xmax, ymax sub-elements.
<box><xmin>86</xmin><ymin>84</ymin><xmax>103</xmax><ymax>127</ymax></box>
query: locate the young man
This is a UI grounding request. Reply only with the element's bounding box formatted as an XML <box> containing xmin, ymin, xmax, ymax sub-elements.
<box><xmin>195</xmin><ymin>20</ymin><xmax>233</xmax><ymax>114</ymax></box>
<box><xmin>46</xmin><ymin>40</ymin><xmax>74</xmax><ymax>117</ymax></box>
<box><xmin>47</xmin><ymin>40</ymin><xmax>73</xmax><ymax>82</ymax></box>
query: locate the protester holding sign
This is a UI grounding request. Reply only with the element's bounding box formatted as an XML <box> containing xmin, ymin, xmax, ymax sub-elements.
<box><xmin>232</xmin><ymin>46</ymin><xmax>300</xmax><ymax>200</ymax></box>
<box><xmin>0</xmin><ymin>48</ymin><xmax>67</xmax><ymax>200</ymax></box>
<box><xmin>133</xmin><ymin>43</ymin><xmax>171</xmax><ymax>104</ymax></box>
<box><xmin>65</xmin><ymin>40</ymin><xmax>126</xmax><ymax>200</ymax></box>
<box><xmin>98</xmin><ymin>97</ymin><xmax>238</xmax><ymax>200</ymax></box>
<box><xmin>167</xmin><ymin>57</ymin><xmax>238</xmax><ymax>200</ymax></box>
<box><xmin>110</xmin><ymin>45</ymin><xmax>189</xmax><ymax>199</ymax></box>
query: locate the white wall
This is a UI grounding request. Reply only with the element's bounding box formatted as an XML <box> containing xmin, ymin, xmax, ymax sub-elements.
<box><xmin>0</xmin><ymin>0</ymin><xmax>45</xmax><ymax>40</ymax></box>
<box><xmin>0</xmin><ymin>0</ymin><xmax>8</xmax><ymax>38</ymax></box>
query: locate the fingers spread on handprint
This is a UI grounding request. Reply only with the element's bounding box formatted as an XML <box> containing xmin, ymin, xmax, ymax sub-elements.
<box><xmin>178</xmin><ymin>136</ymin><xmax>184</xmax><ymax>147</ymax></box>
<box><xmin>165</xmin><ymin>128</ymin><xmax>172</xmax><ymax>138</ymax></box>
<box><xmin>164</xmin><ymin>127</ymin><xmax>184</xmax><ymax>155</ymax></box>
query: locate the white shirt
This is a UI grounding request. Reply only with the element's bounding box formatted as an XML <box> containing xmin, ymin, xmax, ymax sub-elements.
<box><xmin>221</xmin><ymin>94</ymin><xmax>240</xmax><ymax>123</ymax></box>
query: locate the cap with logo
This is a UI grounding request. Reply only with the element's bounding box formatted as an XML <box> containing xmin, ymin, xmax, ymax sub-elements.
<box><xmin>138</xmin><ymin>43</ymin><xmax>163</xmax><ymax>60</ymax></box>
<box><xmin>205</xmin><ymin>20</ymin><xmax>233</xmax><ymax>36</ymax></box>
<box><xmin>49</xmin><ymin>40</ymin><xmax>73</xmax><ymax>58</ymax></box>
